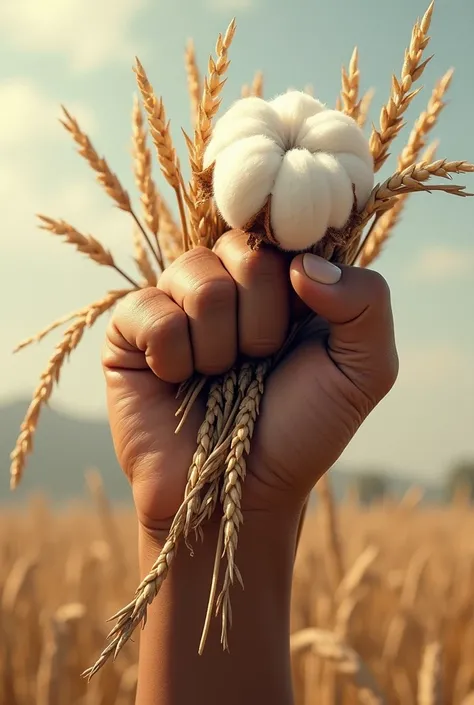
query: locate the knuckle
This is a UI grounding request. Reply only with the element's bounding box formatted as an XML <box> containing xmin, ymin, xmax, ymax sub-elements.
<box><xmin>364</xmin><ymin>269</ymin><xmax>392</xmax><ymax>308</ymax></box>
<box><xmin>147</xmin><ymin>308</ymin><xmax>188</xmax><ymax>351</ymax></box>
<box><xmin>190</xmin><ymin>277</ymin><xmax>236</xmax><ymax>318</ymax></box>
<box><xmin>239</xmin><ymin>247</ymin><xmax>284</xmax><ymax>284</ymax></box>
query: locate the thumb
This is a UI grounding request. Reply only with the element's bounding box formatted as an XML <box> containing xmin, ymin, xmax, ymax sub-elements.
<box><xmin>289</xmin><ymin>253</ymin><xmax>399</xmax><ymax>404</ymax></box>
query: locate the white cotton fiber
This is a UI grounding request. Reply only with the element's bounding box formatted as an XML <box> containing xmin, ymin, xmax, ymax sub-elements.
<box><xmin>205</xmin><ymin>90</ymin><xmax>375</xmax><ymax>251</ymax></box>
<box><xmin>212</xmin><ymin>135</ymin><xmax>284</xmax><ymax>229</ymax></box>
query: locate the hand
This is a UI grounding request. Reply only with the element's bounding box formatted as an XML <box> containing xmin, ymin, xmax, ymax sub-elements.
<box><xmin>102</xmin><ymin>229</ymin><xmax>398</xmax><ymax>532</ymax></box>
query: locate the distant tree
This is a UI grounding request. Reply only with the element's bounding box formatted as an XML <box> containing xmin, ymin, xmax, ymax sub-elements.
<box><xmin>355</xmin><ymin>472</ymin><xmax>389</xmax><ymax>506</ymax></box>
<box><xmin>446</xmin><ymin>459</ymin><xmax>474</xmax><ymax>503</ymax></box>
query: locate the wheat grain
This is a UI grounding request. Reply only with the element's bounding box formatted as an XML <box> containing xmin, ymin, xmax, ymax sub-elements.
<box><xmin>134</xmin><ymin>58</ymin><xmax>190</xmax><ymax>252</ymax></box>
<box><xmin>132</xmin><ymin>95</ymin><xmax>164</xmax><ymax>270</ymax></box>
<box><xmin>370</xmin><ymin>2</ymin><xmax>435</xmax><ymax>172</ymax></box>
<box><xmin>37</xmin><ymin>215</ymin><xmax>139</xmax><ymax>287</ymax></box>
<box><xmin>9</xmin><ymin>289</ymin><xmax>131</xmax><ymax>489</ymax></box>
<box><xmin>418</xmin><ymin>641</ymin><xmax>443</xmax><ymax>705</ymax></box>
<box><xmin>340</xmin><ymin>48</ymin><xmax>360</xmax><ymax>121</ymax></box>
<box><xmin>60</xmin><ymin>107</ymin><xmax>131</xmax><ymax>211</ymax></box>
<box><xmin>132</xmin><ymin>227</ymin><xmax>158</xmax><ymax>286</ymax></box>
<box><xmin>360</xmin><ymin>70</ymin><xmax>452</xmax><ymax>266</ymax></box>
<box><xmin>185</xmin><ymin>39</ymin><xmax>202</xmax><ymax>128</ymax></box>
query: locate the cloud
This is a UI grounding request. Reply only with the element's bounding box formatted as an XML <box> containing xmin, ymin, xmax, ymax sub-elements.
<box><xmin>407</xmin><ymin>245</ymin><xmax>474</xmax><ymax>282</ymax></box>
<box><xmin>0</xmin><ymin>79</ymin><xmax>96</xmax><ymax>149</ymax></box>
<box><xmin>0</xmin><ymin>0</ymin><xmax>148</xmax><ymax>71</ymax></box>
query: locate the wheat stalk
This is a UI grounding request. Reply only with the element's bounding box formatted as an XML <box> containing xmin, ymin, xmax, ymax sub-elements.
<box><xmin>158</xmin><ymin>196</ymin><xmax>184</xmax><ymax>264</ymax></box>
<box><xmin>188</xmin><ymin>19</ymin><xmax>236</xmax><ymax>245</ymax></box>
<box><xmin>340</xmin><ymin>48</ymin><xmax>361</xmax><ymax>121</ymax></box>
<box><xmin>134</xmin><ymin>58</ymin><xmax>190</xmax><ymax>252</ymax></box>
<box><xmin>9</xmin><ymin>289</ymin><xmax>131</xmax><ymax>489</ymax></box>
<box><xmin>37</xmin><ymin>215</ymin><xmax>139</xmax><ymax>287</ymax></box>
<box><xmin>418</xmin><ymin>641</ymin><xmax>443</xmax><ymax>705</ymax></box>
<box><xmin>185</xmin><ymin>39</ymin><xmax>202</xmax><ymax>128</ymax></box>
<box><xmin>132</xmin><ymin>95</ymin><xmax>164</xmax><ymax>270</ymax></box>
<box><xmin>360</xmin><ymin>69</ymin><xmax>453</xmax><ymax>266</ymax></box>
<box><xmin>370</xmin><ymin>1</ymin><xmax>435</xmax><ymax>172</ymax></box>
<box><xmin>133</xmin><ymin>228</ymin><xmax>158</xmax><ymax>286</ymax></box>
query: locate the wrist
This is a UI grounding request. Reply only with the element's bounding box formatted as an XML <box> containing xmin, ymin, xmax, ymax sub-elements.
<box><xmin>136</xmin><ymin>510</ymin><xmax>299</xmax><ymax>705</ymax></box>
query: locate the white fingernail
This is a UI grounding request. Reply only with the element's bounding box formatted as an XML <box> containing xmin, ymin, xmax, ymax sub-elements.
<box><xmin>303</xmin><ymin>253</ymin><xmax>342</xmax><ymax>284</ymax></box>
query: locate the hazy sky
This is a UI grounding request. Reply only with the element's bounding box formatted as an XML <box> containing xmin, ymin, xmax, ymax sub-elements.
<box><xmin>1</xmin><ymin>0</ymin><xmax>473</xmax><ymax>484</ymax></box>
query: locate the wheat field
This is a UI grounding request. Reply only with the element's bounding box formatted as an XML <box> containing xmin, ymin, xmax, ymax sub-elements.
<box><xmin>1</xmin><ymin>474</ymin><xmax>473</xmax><ymax>705</ymax></box>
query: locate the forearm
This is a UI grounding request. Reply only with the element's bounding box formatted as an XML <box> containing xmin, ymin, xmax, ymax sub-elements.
<box><xmin>135</xmin><ymin>512</ymin><xmax>298</xmax><ymax>705</ymax></box>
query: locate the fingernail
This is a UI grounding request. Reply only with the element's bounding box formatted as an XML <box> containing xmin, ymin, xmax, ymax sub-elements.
<box><xmin>302</xmin><ymin>253</ymin><xmax>342</xmax><ymax>284</ymax></box>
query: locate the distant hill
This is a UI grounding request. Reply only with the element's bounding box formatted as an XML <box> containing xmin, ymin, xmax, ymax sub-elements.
<box><xmin>1</xmin><ymin>398</ymin><xmax>444</xmax><ymax>505</ymax></box>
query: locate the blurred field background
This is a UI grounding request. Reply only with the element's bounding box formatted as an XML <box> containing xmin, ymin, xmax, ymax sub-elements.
<box><xmin>1</xmin><ymin>0</ymin><xmax>474</xmax><ymax>703</ymax></box>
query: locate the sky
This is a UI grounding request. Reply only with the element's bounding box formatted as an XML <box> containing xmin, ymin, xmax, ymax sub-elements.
<box><xmin>1</xmin><ymin>0</ymin><xmax>473</xmax><ymax>485</ymax></box>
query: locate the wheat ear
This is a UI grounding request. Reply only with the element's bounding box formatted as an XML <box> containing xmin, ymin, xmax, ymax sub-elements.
<box><xmin>185</xmin><ymin>39</ymin><xmax>202</xmax><ymax>128</ymax></box>
<box><xmin>357</xmin><ymin>88</ymin><xmax>375</xmax><ymax>129</ymax></box>
<box><xmin>158</xmin><ymin>196</ymin><xmax>184</xmax><ymax>264</ymax></box>
<box><xmin>9</xmin><ymin>289</ymin><xmax>131</xmax><ymax>489</ymax></box>
<box><xmin>134</xmin><ymin>58</ymin><xmax>190</xmax><ymax>253</ymax></box>
<box><xmin>37</xmin><ymin>215</ymin><xmax>139</xmax><ymax>288</ymax></box>
<box><xmin>360</xmin><ymin>70</ymin><xmax>453</xmax><ymax>266</ymax></box>
<box><xmin>418</xmin><ymin>641</ymin><xmax>443</xmax><ymax>705</ymax></box>
<box><xmin>370</xmin><ymin>1</ymin><xmax>435</xmax><ymax>172</ymax></box>
<box><xmin>188</xmin><ymin>20</ymin><xmax>236</xmax><ymax>246</ymax></box>
<box><xmin>133</xmin><ymin>228</ymin><xmax>158</xmax><ymax>286</ymax></box>
<box><xmin>132</xmin><ymin>95</ymin><xmax>164</xmax><ymax>271</ymax></box>
<box><xmin>60</xmin><ymin>107</ymin><xmax>158</xmax><ymax>267</ymax></box>
<box><xmin>340</xmin><ymin>47</ymin><xmax>360</xmax><ymax>121</ymax></box>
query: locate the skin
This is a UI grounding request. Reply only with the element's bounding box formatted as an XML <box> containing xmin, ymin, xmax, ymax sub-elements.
<box><xmin>102</xmin><ymin>229</ymin><xmax>398</xmax><ymax>705</ymax></box>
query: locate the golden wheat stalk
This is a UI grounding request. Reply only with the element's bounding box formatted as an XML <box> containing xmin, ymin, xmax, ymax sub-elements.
<box><xmin>37</xmin><ymin>215</ymin><xmax>140</xmax><ymax>287</ymax></box>
<box><xmin>133</xmin><ymin>228</ymin><xmax>158</xmax><ymax>286</ymax></box>
<box><xmin>370</xmin><ymin>1</ymin><xmax>435</xmax><ymax>172</ymax></box>
<box><xmin>132</xmin><ymin>95</ymin><xmax>164</xmax><ymax>271</ymax></box>
<box><xmin>340</xmin><ymin>48</ymin><xmax>361</xmax><ymax>121</ymax></box>
<box><xmin>134</xmin><ymin>58</ymin><xmax>190</xmax><ymax>253</ymax></box>
<box><xmin>187</xmin><ymin>19</ymin><xmax>236</xmax><ymax>246</ymax></box>
<box><xmin>359</xmin><ymin>69</ymin><xmax>453</xmax><ymax>266</ymax></box>
<box><xmin>9</xmin><ymin>289</ymin><xmax>131</xmax><ymax>489</ymax></box>
<box><xmin>185</xmin><ymin>39</ymin><xmax>202</xmax><ymax>128</ymax></box>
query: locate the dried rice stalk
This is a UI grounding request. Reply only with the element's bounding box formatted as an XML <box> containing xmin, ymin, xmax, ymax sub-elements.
<box><xmin>134</xmin><ymin>58</ymin><xmax>190</xmax><ymax>252</ymax></box>
<box><xmin>418</xmin><ymin>641</ymin><xmax>443</xmax><ymax>705</ymax></box>
<box><xmin>132</xmin><ymin>95</ymin><xmax>164</xmax><ymax>270</ymax></box>
<box><xmin>37</xmin><ymin>215</ymin><xmax>139</xmax><ymax>288</ymax></box>
<box><xmin>360</xmin><ymin>69</ymin><xmax>452</xmax><ymax>266</ymax></box>
<box><xmin>9</xmin><ymin>289</ymin><xmax>131</xmax><ymax>489</ymax></box>
<box><xmin>370</xmin><ymin>1</ymin><xmax>434</xmax><ymax>171</ymax></box>
<box><xmin>340</xmin><ymin>48</ymin><xmax>361</xmax><ymax>121</ymax></box>
<box><xmin>185</xmin><ymin>39</ymin><xmax>202</xmax><ymax>127</ymax></box>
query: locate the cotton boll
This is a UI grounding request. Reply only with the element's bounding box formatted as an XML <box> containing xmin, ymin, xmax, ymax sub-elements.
<box><xmin>208</xmin><ymin>97</ymin><xmax>286</xmax><ymax>147</ymax></box>
<box><xmin>298</xmin><ymin>114</ymin><xmax>374</xmax><ymax>172</ymax></box>
<box><xmin>204</xmin><ymin>116</ymin><xmax>286</xmax><ymax>168</ymax></box>
<box><xmin>270</xmin><ymin>149</ymin><xmax>331</xmax><ymax>251</ymax></box>
<box><xmin>269</xmin><ymin>91</ymin><xmax>325</xmax><ymax>148</ymax></box>
<box><xmin>336</xmin><ymin>153</ymin><xmax>374</xmax><ymax>209</ymax></box>
<box><xmin>312</xmin><ymin>152</ymin><xmax>354</xmax><ymax>228</ymax></box>
<box><xmin>213</xmin><ymin>135</ymin><xmax>284</xmax><ymax>229</ymax></box>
